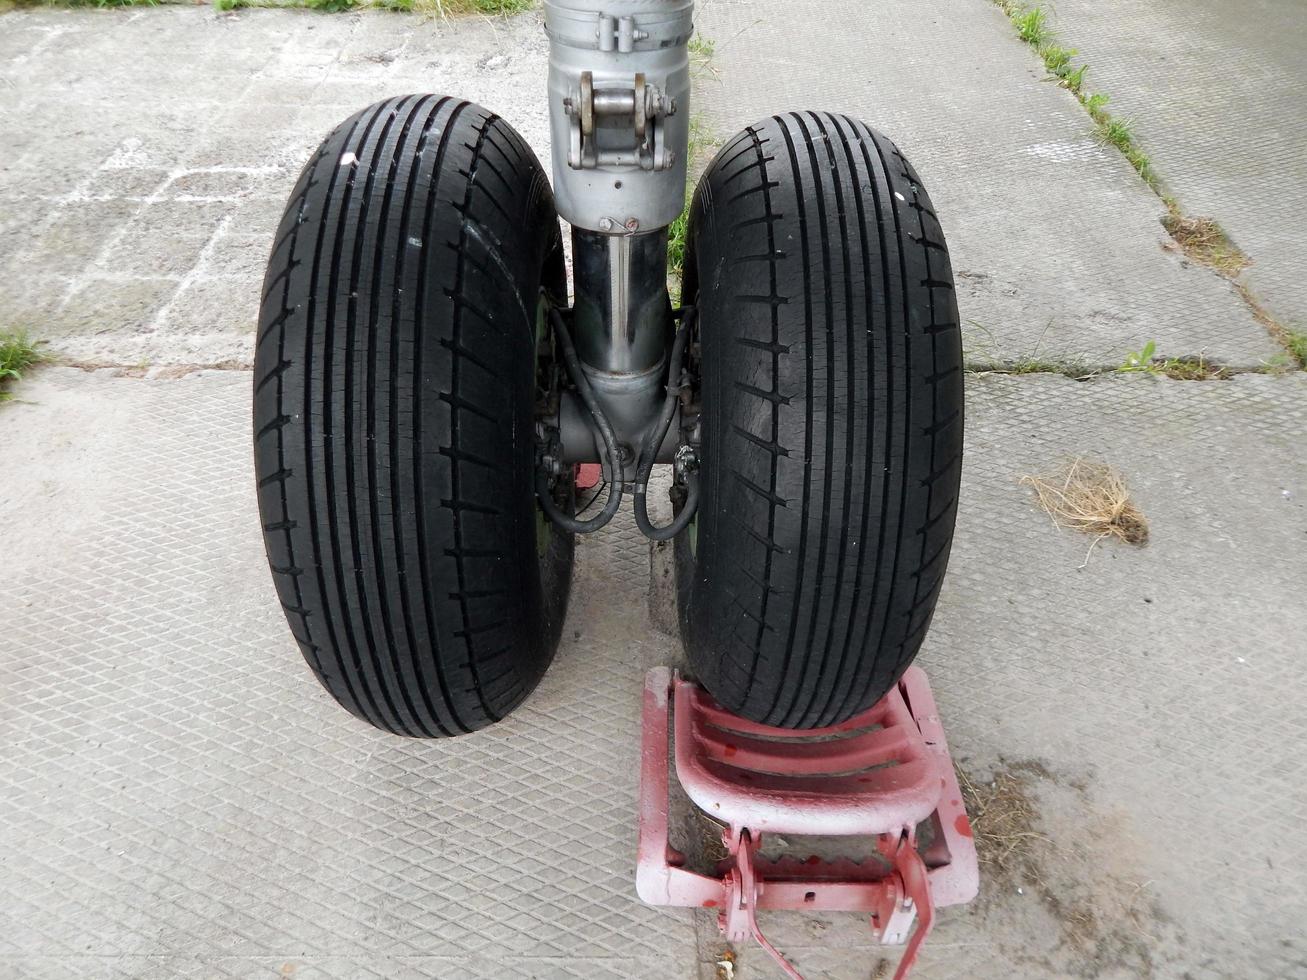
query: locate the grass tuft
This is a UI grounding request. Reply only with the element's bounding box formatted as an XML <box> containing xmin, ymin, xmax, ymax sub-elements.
<box><xmin>1285</xmin><ymin>331</ymin><xmax>1307</xmax><ymax>368</ymax></box>
<box><xmin>1157</xmin><ymin>355</ymin><xmax>1229</xmax><ymax>381</ymax></box>
<box><xmin>1040</xmin><ymin>43</ymin><xmax>1075</xmax><ymax>77</ymax></box>
<box><xmin>1012</xmin><ymin>6</ymin><xmax>1049</xmax><ymax>46</ymax></box>
<box><xmin>964</xmin><ymin>319</ymin><xmax>1101</xmax><ymax>380</ymax></box>
<box><xmin>667</xmin><ymin>35</ymin><xmax>721</xmax><ymax>298</ymax></box>
<box><xmin>1094</xmin><ymin>114</ymin><xmax>1134</xmax><ymax>151</ymax></box>
<box><xmin>667</xmin><ymin>205</ymin><xmax>689</xmax><ymax>281</ymax></box>
<box><xmin>666</xmin><ymin>116</ymin><xmax>715</xmax><ymax>278</ymax></box>
<box><xmin>0</xmin><ymin>331</ymin><xmax>43</xmax><ymax>401</ymax></box>
<box><xmin>430</xmin><ymin>0</ymin><xmax>535</xmax><ymax>14</ymax></box>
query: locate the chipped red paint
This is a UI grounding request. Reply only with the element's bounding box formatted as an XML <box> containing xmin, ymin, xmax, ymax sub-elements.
<box><xmin>636</xmin><ymin>666</ymin><xmax>978</xmax><ymax>980</ymax></box>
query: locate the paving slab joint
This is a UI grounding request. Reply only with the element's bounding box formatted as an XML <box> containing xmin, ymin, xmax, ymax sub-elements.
<box><xmin>986</xmin><ymin>0</ymin><xmax>1306</xmax><ymax>371</ymax></box>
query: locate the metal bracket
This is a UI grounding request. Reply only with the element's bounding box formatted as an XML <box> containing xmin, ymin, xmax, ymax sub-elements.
<box><xmin>565</xmin><ymin>71</ymin><xmax>677</xmax><ymax>171</ymax></box>
<box><xmin>596</xmin><ymin>12</ymin><xmax>648</xmax><ymax>53</ymax></box>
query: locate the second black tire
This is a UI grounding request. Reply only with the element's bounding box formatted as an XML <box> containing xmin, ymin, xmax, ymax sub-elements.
<box><xmin>254</xmin><ymin>96</ymin><xmax>572</xmax><ymax>737</ymax></box>
<box><xmin>676</xmin><ymin>112</ymin><xmax>964</xmax><ymax>729</ymax></box>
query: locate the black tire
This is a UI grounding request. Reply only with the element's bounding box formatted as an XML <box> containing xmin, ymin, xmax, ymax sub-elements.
<box><xmin>675</xmin><ymin>112</ymin><xmax>964</xmax><ymax>729</ymax></box>
<box><xmin>254</xmin><ymin>96</ymin><xmax>572</xmax><ymax>737</ymax></box>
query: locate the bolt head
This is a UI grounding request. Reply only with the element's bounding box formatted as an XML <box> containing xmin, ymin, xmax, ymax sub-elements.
<box><xmin>625</xmin><ymin>218</ymin><xmax>640</xmax><ymax>232</ymax></box>
<box><xmin>598</xmin><ymin>217</ymin><xmax>615</xmax><ymax>231</ymax></box>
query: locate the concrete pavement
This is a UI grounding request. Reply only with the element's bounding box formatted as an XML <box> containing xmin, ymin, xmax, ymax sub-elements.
<box><xmin>1050</xmin><ymin>0</ymin><xmax>1307</xmax><ymax>335</ymax></box>
<box><xmin>693</xmin><ymin>0</ymin><xmax>1283</xmax><ymax>370</ymax></box>
<box><xmin>4</xmin><ymin>367</ymin><xmax>1305</xmax><ymax>979</ymax></box>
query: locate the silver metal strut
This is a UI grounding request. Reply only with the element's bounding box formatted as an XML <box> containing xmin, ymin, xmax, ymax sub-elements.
<box><xmin>541</xmin><ymin>0</ymin><xmax>695</xmax><ymax>479</ymax></box>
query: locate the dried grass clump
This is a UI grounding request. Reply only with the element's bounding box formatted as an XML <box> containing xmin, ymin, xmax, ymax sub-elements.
<box><xmin>1021</xmin><ymin>459</ymin><xmax>1148</xmax><ymax>562</ymax></box>
<box><xmin>1161</xmin><ymin>213</ymin><xmax>1250</xmax><ymax>277</ymax></box>
<box><xmin>956</xmin><ymin>764</ymin><xmax>1047</xmax><ymax>881</ymax></box>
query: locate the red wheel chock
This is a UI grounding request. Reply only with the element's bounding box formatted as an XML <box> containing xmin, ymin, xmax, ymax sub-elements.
<box><xmin>636</xmin><ymin>666</ymin><xmax>978</xmax><ymax>980</ymax></box>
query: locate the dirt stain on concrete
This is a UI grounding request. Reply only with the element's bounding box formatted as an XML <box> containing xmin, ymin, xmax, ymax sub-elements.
<box><xmin>958</xmin><ymin>758</ymin><xmax>1181</xmax><ymax>978</ymax></box>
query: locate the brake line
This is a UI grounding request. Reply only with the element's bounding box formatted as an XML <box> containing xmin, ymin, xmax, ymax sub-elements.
<box><xmin>537</xmin><ymin>305</ymin><xmax>699</xmax><ymax>540</ymax></box>
<box><xmin>535</xmin><ymin>306</ymin><xmax>626</xmax><ymax>534</ymax></box>
<box><xmin>633</xmin><ymin>307</ymin><xmax>699</xmax><ymax>542</ymax></box>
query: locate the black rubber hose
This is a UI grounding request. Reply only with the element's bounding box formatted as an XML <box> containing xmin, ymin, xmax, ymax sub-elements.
<box><xmin>535</xmin><ymin>307</ymin><xmax>625</xmax><ymax>535</ymax></box>
<box><xmin>634</xmin><ymin>308</ymin><xmax>699</xmax><ymax>542</ymax></box>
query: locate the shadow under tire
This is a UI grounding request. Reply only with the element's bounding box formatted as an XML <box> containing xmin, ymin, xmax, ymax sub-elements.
<box><xmin>254</xmin><ymin>96</ymin><xmax>572</xmax><ymax>737</ymax></box>
<box><xmin>675</xmin><ymin>111</ymin><xmax>964</xmax><ymax>729</ymax></box>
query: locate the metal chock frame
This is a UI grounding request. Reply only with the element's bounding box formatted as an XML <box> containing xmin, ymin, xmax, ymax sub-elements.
<box><xmin>636</xmin><ymin>666</ymin><xmax>979</xmax><ymax>980</ymax></box>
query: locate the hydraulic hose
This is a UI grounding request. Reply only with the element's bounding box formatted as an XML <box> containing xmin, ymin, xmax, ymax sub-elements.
<box><xmin>535</xmin><ymin>307</ymin><xmax>625</xmax><ymax>535</ymax></box>
<box><xmin>633</xmin><ymin>307</ymin><xmax>699</xmax><ymax>542</ymax></box>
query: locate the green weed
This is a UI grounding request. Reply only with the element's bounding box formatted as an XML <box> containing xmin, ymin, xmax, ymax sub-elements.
<box><xmin>1083</xmin><ymin>92</ymin><xmax>1110</xmax><ymax>119</ymax></box>
<box><xmin>1061</xmin><ymin>62</ymin><xmax>1088</xmax><ymax>92</ymax></box>
<box><xmin>1041</xmin><ymin>44</ymin><xmax>1074</xmax><ymax>77</ymax></box>
<box><xmin>992</xmin><ymin>3</ymin><xmax>1159</xmax><ymax>191</ymax></box>
<box><xmin>1013</xmin><ymin>7</ymin><xmax>1049</xmax><ymax>46</ymax></box>
<box><xmin>0</xmin><ymin>331</ymin><xmax>42</xmax><ymax>401</ymax></box>
<box><xmin>1094</xmin><ymin>114</ymin><xmax>1134</xmax><ymax>151</ymax></box>
<box><xmin>1092</xmin><ymin>111</ymin><xmax>1159</xmax><ymax>189</ymax></box>
<box><xmin>667</xmin><ymin>205</ymin><xmax>689</xmax><ymax>280</ymax></box>
<box><xmin>1117</xmin><ymin>340</ymin><xmax>1158</xmax><ymax>375</ymax></box>
<box><xmin>688</xmin><ymin>34</ymin><xmax>716</xmax><ymax>61</ymax></box>
<box><xmin>667</xmin><ymin>117</ymin><xmax>718</xmax><ymax>277</ymax></box>
<box><xmin>1284</xmin><ymin>331</ymin><xmax>1307</xmax><ymax>368</ymax></box>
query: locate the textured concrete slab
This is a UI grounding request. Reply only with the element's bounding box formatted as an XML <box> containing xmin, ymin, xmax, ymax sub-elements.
<box><xmin>691</xmin><ymin>0</ymin><xmax>1282</xmax><ymax>369</ymax></box>
<box><xmin>1048</xmin><ymin>0</ymin><xmax>1307</xmax><ymax>333</ymax></box>
<box><xmin>0</xmin><ymin>8</ymin><xmax>555</xmax><ymax>367</ymax></box>
<box><xmin>0</xmin><ymin>367</ymin><xmax>697</xmax><ymax>980</ymax></box>
<box><xmin>3</xmin><ymin>368</ymin><xmax>1305</xmax><ymax>978</ymax></box>
<box><xmin>0</xmin><ymin>2</ymin><xmax>1286</xmax><ymax>372</ymax></box>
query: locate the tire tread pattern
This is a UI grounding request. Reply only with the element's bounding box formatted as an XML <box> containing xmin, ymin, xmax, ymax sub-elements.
<box><xmin>255</xmin><ymin>97</ymin><xmax>569</xmax><ymax>737</ymax></box>
<box><xmin>678</xmin><ymin>112</ymin><xmax>963</xmax><ymax>729</ymax></box>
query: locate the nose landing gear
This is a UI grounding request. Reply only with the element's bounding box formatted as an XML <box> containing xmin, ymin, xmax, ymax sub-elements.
<box><xmin>253</xmin><ymin>1</ymin><xmax>963</xmax><ymax>744</ymax></box>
